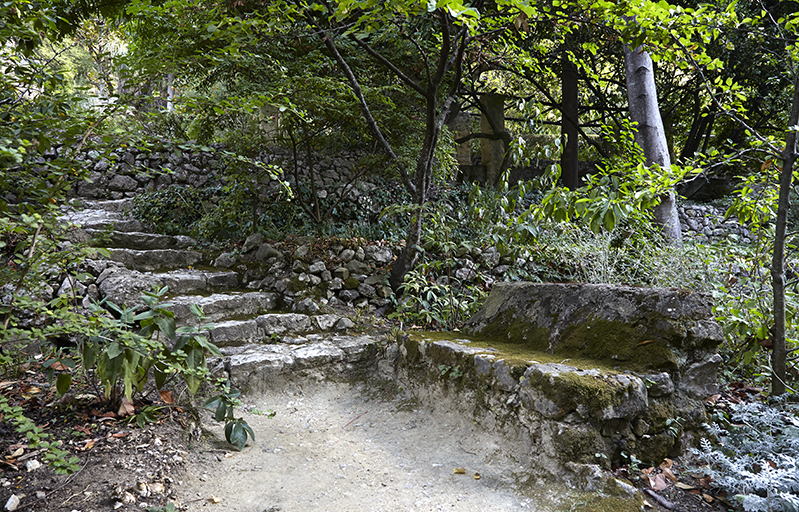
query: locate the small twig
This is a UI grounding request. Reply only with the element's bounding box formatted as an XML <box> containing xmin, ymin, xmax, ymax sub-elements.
<box><xmin>17</xmin><ymin>458</ymin><xmax>90</xmax><ymax>510</ymax></box>
<box><xmin>60</xmin><ymin>483</ymin><xmax>92</xmax><ymax>506</ymax></box>
<box><xmin>16</xmin><ymin>448</ymin><xmax>45</xmax><ymax>462</ymax></box>
<box><xmin>643</xmin><ymin>488</ymin><xmax>675</xmax><ymax>510</ymax></box>
<box><xmin>342</xmin><ymin>411</ymin><xmax>369</xmax><ymax>429</ymax></box>
<box><xmin>457</xmin><ymin>440</ymin><xmax>476</xmax><ymax>455</ymax></box>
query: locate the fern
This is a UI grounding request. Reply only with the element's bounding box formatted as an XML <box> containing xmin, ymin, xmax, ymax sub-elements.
<box><xmin>692</xmin><ymin>399</ymin><xmax>799</xmax><ymax>512</ymax></box>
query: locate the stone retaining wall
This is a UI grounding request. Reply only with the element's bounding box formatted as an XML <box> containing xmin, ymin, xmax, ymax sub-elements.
<box><xmin>65</xmin><ymin>142</ymin><xmax>750</xmax><ymax>241</ymax></box>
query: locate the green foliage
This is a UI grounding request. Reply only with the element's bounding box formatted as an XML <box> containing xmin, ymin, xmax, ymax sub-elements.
<box><xmin>0</xmin><ymin>397</ymin><xmax>81</xmax><ymax>475</ymax></box>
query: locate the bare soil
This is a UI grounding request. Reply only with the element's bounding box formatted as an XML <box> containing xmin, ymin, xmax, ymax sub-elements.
<box><xmin>0</xmin><ymin>371</ymin><xmax>735</xmax><ymax>512</ymax></box>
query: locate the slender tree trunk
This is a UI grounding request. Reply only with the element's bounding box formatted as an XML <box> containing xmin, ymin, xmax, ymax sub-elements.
<box><xmin>561</xmin><ymin>54</ymin><xmax>579</xmax><ymax>190</ymax></box>
<box><xmin>770</xmin><ymin>74</ymin><xmax>799</xmax><ymax>396</ymax></box>
<box><xmin>623</xmin><ymin>45</ymin><xmax>683</xmax><ymax>245</ymax></box>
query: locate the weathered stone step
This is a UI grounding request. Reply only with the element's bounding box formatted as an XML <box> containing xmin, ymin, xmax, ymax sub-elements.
<box><xmin>63</xmin><ymin>208</ymin><xmax>145</xmax><ymax>233</ymax></box>
<box><xmin>210</xmin><ymin>334</ymin><xmax>381</xmax><ymax>393</ymax></box>
<box><xmin>168</xmin><ymin>292</ymin><xmax>278</xmax><ymax>323</ymax></box>
<box><xmin>84</xmin><ymin>228</ymin><xmax>195</xmax><ymax>250</ymax></box>
<box><xmin>97</xmin><ymin>265</ymin><xmax>240</xmax><ymax>307</ymax></box>
<box><xmin>207</xmin><ymin>313</ymin><xmax>353</xmax><ymax>347</ymax></box>
<box><xmin>108</xmin><ymin>248</ymin><xmax>203</xmax><ymax>272</ymax></box>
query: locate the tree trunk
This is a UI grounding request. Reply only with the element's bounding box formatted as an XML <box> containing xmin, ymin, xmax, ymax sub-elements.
<box><xmin>480</xmin><ymin>93</ymin><xmax>506</xmax><ymax>187</ymax></box>
<box><xmin>623</xmin><ymin>45</ymin><xmax>683</xmax><ymax>245</ymax></box>
<box><xmin>561</xmin><ymin>54</ymin><xmax>579</xmax><ymax>190</ymax></box>
<box><xmin>770</xmin><ymin>73</ymin><xmax>799</xmax><ymax>396</ymax></box>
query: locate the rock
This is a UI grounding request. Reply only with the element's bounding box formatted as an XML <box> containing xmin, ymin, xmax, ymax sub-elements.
<box><xmin>346</xmin><ymin>259</ymin><xmax>370</xmax><ymax>275</ymax></box>
<box><xmin>339</xmin><ymin>248</ymin><xmax>355</xmax><ymax>262</ymax></box>
<box><xmin>479</xmin><ymin>246</ymin><xmax>500</xmax><ymax>268</ymax></box>
<box><xmin>335</xmin><ymin>317</ymin><xmax>355</xmax><ymax>331</ymax></box>
<box><xmin>328</xmin><ymin>277</ymin><xmax>343</xmax><ymax>291</ymax></box>
<box><xmin>293</xmin><ymin>245</ymin><xmax>310</xmax><ymax>259</ymax></box>
<box><xmin>108</xmin><ymin>248</ymin><xmax>203</xmax><ymax>272</ymax></box>
<box><xmin>313</xmin><ymin>314</ymin><xmax>340</xmax><ymax>330</ymax></box>
<box><xmin>256</xmin><ymin>313</ymin><xmax>312</xmax><ymax>335</ymax></box>
<box><xmin>214</xmin><ymin>253</ymin><xmax>236</xmax><ymax>269</ymax></box>
<box><xmin>339</xmin><ymin>289</ymin><xmax>360</xmax><ymax>303</ymax></box>
<box><xmin>94</xmin><ymin>158</ymin><xmax>110</xmax><ymax>172</ymax></box>
<box><xmin>364</xmin><ymin>246</ymin><xmax>394</xmax><ymax>265</ymax></box>
<box><xmin>308</xmin><ymin>261</ymin><xmax>326</xmax><ymax>274</ymax></box>
<box><xmin>242</xmin><ymin>233</ymin><xmax>264</xmax><ymax>253</ymax></box>
<box><xmin>357</xmin><ymin>283</ymin><xmax>376</xmax><ymax>298</ymax></box>
<box><xmin>641</xmin><ymin>372</ymin><xmax>675</xmax><ymax>398</ymax></box>
<box><xmin>24</xmin><ymin>460</ymin><xmax>41</xmax><ymax>472</ymax></box>
<box><xmin>58</xmin><ymin>276</ymin><xmax>87</xmax><ymax>297</ymax></box>
<box><xmin>466</xmin><ymin>282</ymin><xmax>722</xmax><ymax>383</ymax></box>
<box><xmin>293</xmin><ymin>298</ymin><xmax>320</xmax><ymax>314</ymax></box>
<box><xmin>333</xmin><ymin>267</ymin><xmax>350</xmax><ymax>280</ymax></box>
<box><xmin>455</xmin><ymin>267</ymin><xmax>476</xmax><ymax>281</ymax></box>
<box><xmin>98</xmin><ymin>268</ymin><xmax>162</xmax><ymax>307</ymax></box>
<box><xmin>355</xmin><ymin>247</ymin><xmax>365</xmax><ymax>261</ymax></box>
<box><xmin>108</xmin><ymin>174</ymin><xmax>139</xmax><ymax>192</ymax></box>
<box><xmin>4</xmin><ymin>494</ymin><xmax>19</xmax><ymax>511</ymax></box>
<box><xmin>680</xmin><ymin>354</ymin><xmax>722</xmax><ymax>399</ymax></box>
<box><xmin>255</xmin><ymin>243</ymin><xmax>281</xmax><ymax>261</ymax></box>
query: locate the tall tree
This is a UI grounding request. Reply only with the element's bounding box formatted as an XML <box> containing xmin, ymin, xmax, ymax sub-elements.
<box><xmin>623</xmin><ymin>44</ymin><xmax>683</xmax><ymax>244</ymax></box>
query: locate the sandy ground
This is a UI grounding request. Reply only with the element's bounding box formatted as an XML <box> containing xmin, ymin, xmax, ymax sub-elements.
<box><xmin>178</xmin><ymin>382</ymin><xmax>574</xmax><ymax>512</ymax></box>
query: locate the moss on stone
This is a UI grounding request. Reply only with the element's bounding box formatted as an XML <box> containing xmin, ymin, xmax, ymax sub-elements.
<box><xmin>558</xmin><ymin>318</ymin><xmax>679</xmax><ymax>372</ymax></box>
<box><xmin>552</xmin><ymin>425</ymin><xmax>609</xmax><ymax>465</ymax></box>
<box><xmin>287</xmin><ymin>275</ymin><xmax>308</xmax><ymax>293</ymax></box>
<box><xmin>344</xmin><ymin>277</ymin><xmax>360</xmax><ymax>290</ymax></box>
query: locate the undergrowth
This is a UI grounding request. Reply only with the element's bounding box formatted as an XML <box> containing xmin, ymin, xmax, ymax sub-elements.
<box><xmin>692</xmin><ymin>399</ymin><xmax>799</xmax><ymax>511</ymax></box>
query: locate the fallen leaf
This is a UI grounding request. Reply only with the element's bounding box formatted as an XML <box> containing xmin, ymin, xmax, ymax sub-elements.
<box><xmin>699</xmin><ymin>475</ymin><xmax>713</xmax><ymax>488</ymax></box>
<box><xmin>117</xmin><ymin>398</ymin><xmax>135</xmax><ymax>418</ymax></box>
<box><xmin>702</xmin><ymin>493</ymin><xmax>714</xmax><ymax>503</ymax></box>
<box><xmin>49</xmin><ymin>361</ymin><xmax>69</xmax><ymax>371</ymax></box>
<box><xmin>642</xmin><ymin>499</ymin><xmax>653</xmax><ymax>509</ymax></box>
<box><xmin>0</xmin><ymin>381</ymin><xmax>18</xmax><ymax>390</ymax></box>
<box><xmin>7</xmin><ymin>448</ymin><xmax>24</xmax><ymax>459</ymax></box>
<box><xmin>111</xmin><ymin>432</ymin><xmax>130</xmax><ymax>439</ymax></box>
<box><xmin>74</xmin><ymin>425</ymin><xmax>91</xmax><ymax>436</ymax></box>
<box><xmin>77</xmin><ymin>439</ymin><xmax>95</xmax><ymax>451</ymax></box>
<box><xmin>474</xmin><ymin>473</ymin><xmax>480</xmax><ymax>480</ymax></box>
<box><xmin>453</xmin><ymin>467</ymin><xmax>466</xmax><ymax>474</ymax></box>
<box><xmin>224</xmin><ymin>452</ymin><xmax>234</xmax><ymax>458</ymax></box>
<box><xmin>675</xmin><ymin>482</ymin><xmax>695</xmax><ymax>490</ymax></box>
<box><xmin>159</xmin><ymin>390</ymin><xmax>174</xmax><ymax>404</ymax></box>
<box><xmin>768</xmin><ymin>460</ymin><xmax>777</xmax><ymax>469</ymax></box>
<box><xmin>209</xmin><ymin>495</ymin><xmax>221</xmax><ymax>503</ymax></box>
<box><xmin>637</xmin><ymin>340</ymin><xmax>654</xmax><ymax>346</ymax></box>
<box><xmin>649</xmin><ymin>473</ymin><xmax>668</xmax><ymax>491</ymax></box>
<box><xmin>706</xmin><ymin>394</ymin><xmax>722</xmax><ymax>405</ymax></box>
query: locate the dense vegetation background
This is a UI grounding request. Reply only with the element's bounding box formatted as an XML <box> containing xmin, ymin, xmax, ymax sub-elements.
<box><xmin>3</xmin><ymin>0</ymin><xmax>799</xmax><ymax>509</ymax></box>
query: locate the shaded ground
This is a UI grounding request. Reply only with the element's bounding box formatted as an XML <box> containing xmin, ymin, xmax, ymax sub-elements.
<box><xmin>0</xmin><ymin>367</ymin><xmax>735</xmax><ymax>512</ymax></box>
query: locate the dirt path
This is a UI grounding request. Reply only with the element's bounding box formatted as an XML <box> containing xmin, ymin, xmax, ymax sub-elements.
<box><xmin>178</xmin><ymin>382</ymin><xmax>573</xmax><ymax>512</ymax></box>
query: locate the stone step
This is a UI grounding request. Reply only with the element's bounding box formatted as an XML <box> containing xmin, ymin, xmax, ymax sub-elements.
<box><xmin>108</xmin><ymin>248</ymin><xmax>204</xmax><ymax>272</ymax></box>
<box><xmin>168</xmin><ymin>292</ymin><xmax>279</xmax><ymax>323</ymax></box>
<box><xmin>63</xmin><ymin>208</ymin><xmax>146</xmax><ymax>233</ymax></box>
<box><xmin>206</xmin><ymin>313</ymin><xmax>352</xmax><ymax>347</ymax></box>
<box><xmin>97</xmin><ymin>265</ymin><xmax>240</xmax><ymax>307</ymax></box>
<box><xmin>84</xmin><ymin>228</ymin><xmax>196</xmax><ymax>250</ymax></box>
<box><xmin>209</xmin><ymin>334</ymin><xmax>381</xmax><ymax>393</ymax></box>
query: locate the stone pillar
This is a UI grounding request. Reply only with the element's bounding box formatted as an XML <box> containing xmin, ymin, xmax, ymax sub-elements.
<box><xmin>480</xmin><ymin>93</ymin><xmax>505</xmax><ymax>186</ymax></box>
<box><xmin>451</xmin><ymin>112</ymin><xmax>471</xmax><ymax>166</ymax></box>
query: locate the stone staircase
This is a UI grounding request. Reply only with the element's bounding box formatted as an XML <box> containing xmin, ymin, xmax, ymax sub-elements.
<box><xmin>62</xmin><ymin>198</ymin><xmax>384</xmax><ymax>392</ymax></box>
<box><xmin>60</xmin><ymin>198</ymin><xmax>723</xmax><ymax>493</ymax></box>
